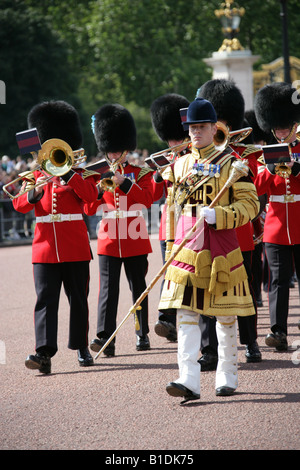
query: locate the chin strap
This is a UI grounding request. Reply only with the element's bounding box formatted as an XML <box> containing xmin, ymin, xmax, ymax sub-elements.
<box><xmin>272</xmin><ymin>123</ymin><xmax>297</xmax><ymax>143</ymax></box>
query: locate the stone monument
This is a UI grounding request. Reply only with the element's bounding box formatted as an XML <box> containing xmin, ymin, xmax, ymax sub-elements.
<box><xmin>203</xmin><ymin>1</ymin><xmax>259</xmax><ymax>109</ymax></box>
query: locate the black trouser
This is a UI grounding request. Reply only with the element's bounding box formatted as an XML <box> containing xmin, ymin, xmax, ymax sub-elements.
<box><xmin>158</xmin><ymin>240</ymin><xmax>177</xmax><ymax>326</ymax></box>
<box><xmin>33</xmin><ymin>261</ymin><xmax>90</xmax><ymax>357</ymax></box>
<box><xmin>200</xmin><ymin>250</ymin><xmax>258</xmax><ymax>352</ymax></box>
<box><xmin>265</xmin><ymin>242</ymin><xmax>300</xmax><ymax>335</ymax></box>
<box><xmin>96</xmin><ymin>254</ymin><xmax>149</xmax><ymax>340</ymax></box>
<box><xmin>252</xmin><ymin>243</ymin><xmax>263</xmax><ymax>302</ymax></box>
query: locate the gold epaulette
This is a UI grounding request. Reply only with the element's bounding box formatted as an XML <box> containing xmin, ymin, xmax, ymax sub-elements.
<box><xmin>234</xmin><ymin>143</ymin><xmax>262</xmax><ymax>159</ymax></box>
<box><xmin>82</xmin><ymin>169</ymin><xmax>101</xmax><ymax>179</ymax></box>
<box><xmin>136</xmin><ymin>166</ymin><xmax>154</xmax><ymax>181</ymax></box>
<box><xmin>257</xmin><ymin>155</ymin><xmax>265</xmax><ymax>165</ymax></box>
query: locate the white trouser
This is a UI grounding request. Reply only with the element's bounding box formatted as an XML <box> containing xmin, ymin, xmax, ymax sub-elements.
<box><xmin>175</xmin><ymin>309</ymin><xmax>238</xmax><ymax>394</ymax></box>
<box><xmin>175</xmin><ymin>309</ymin><xmax>201</xmax><ymax>394</ymax></box>
<box><xmin>215</xmin><ymin>317</ymin><xmax>238</xmax><ymax>390</ymax></box>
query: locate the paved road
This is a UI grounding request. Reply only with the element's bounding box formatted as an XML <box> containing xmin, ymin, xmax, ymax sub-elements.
<box><xmin>0</xmin><ymin>237</ymin><xmax>299</xmax><ymax>453</ymax></box>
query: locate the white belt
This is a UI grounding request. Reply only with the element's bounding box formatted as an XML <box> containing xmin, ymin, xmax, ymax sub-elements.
<box><xmin>269</xmin><ymin>194</ymin><xmax>300</xmax><ymax>203</ymax></box>
<box><xmin>36</xmin><ymin>213</ymin><xmax>83</xmax><ymax>223</ymax></box>
<box><xmin>103</xmin><ymin>210</ymin><xmax>143</xmax><ymax>219</ymax></box>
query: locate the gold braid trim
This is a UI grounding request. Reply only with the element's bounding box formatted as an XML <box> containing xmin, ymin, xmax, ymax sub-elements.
<box><xmin>82</xmin><ymin>169</ymin><xmax>101</xmax><ymax>179</ymax></box>
<box><xmin>165</xmin><ymin>246</ymin><xmax>246</xmax><ymax>298</ymax></box>
<box><xmin>159</xmin><ymin>278</ymin><xmax>255</xmax><ymax>316</ymax></box>
<box><xmin>136</xmin><ymin>167</ymin><xmax>154</xmax><ymax>181</ymax></box>
<box><xmin>165</xmin><ymin>186</ymin><xmax>176</xmax><ymax>261</ymax></box>
<box><xmin>236</xmin><ymin>144</ymin><xmax>260</xmax><ymax>158</ymax></box>
<box><xmin>217</xmin><ymin>319</ymin><xmax>236</xmax><ymax>326</ymax></box>
<box><xmin>162</xmin><ymin>165</ymin><xmax>175</xmax><ymax>183</ymax></box>
<box><xmin>209</xmin><ymin>255</ymin><xmax>246</xmax><ymax>297</ymax></box>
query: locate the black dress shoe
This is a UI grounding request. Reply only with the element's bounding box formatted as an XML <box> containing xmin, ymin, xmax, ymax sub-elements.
<box><xmin>154</xmin><ymin>320</ymin><xmax>177</xmax><ymax>342</ymax></box>
<box><xmin>90</xmin><ymin>338</ymin><xmax>115</xmax><ymax>357</ymax></box>
<box><xmin>215</xmin><ymin>386</ymin><xmax>235</xmax><ymax>396</ymax></box>
<box><xmin>245</xmin><ymin>341</ymin><xmax>262</xmax><ymax>363</ymax></box>
<box><xmin>166</xmin><ymin>382</ymin><xmax>200</xmax><ymax>404</ymax></box>
<box><xmin>25</xmin><ymin>353</ymin><xmax>51</xmax><ymax>374</ymax></box>
<box><xmin>77</xmin><ymin>347</ymin><xmax>94</xmax><ymax>367</ymax></box>
<box><xmin>265</xmin><ymin>331</ymin><xmax>288</xmax><ymax>351</ymax></box>
<box><xmin>198</xmin><ymin>351</ymin><xmax>218</xmax><ymax>371</ymax></box>
<box><xmin>136</xmin><ymin>334</ymin><xmax>150</xmax><ymax>351</ymax></box>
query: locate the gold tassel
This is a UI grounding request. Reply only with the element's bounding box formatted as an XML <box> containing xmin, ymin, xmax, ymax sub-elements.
<box><xmin>129</xmin><ymin>306</ymin><xmax>142</xmax><ymax>331</ymax></box>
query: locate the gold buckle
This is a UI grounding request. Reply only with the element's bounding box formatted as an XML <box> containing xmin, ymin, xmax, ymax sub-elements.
<box><xmin>51</xmin><ymin>213</ymin><xmax>61</xmax><ymax>222</ymax></box>
<box><xmin>115</xmin><ymin>210</ymin><xmax>123</xmax><ymax>218</ymax></box>
<box><xmin>284</xmin><ymin>194</ymin><xmax>294</xmax><ymax>202</ymax></box>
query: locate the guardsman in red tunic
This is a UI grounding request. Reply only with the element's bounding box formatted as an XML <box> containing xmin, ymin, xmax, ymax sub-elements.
<box><xmin>150</xmin><ymin>93</ymin><xmax>190</xmax><ymax>343</ymax></box>
<box><xmin>84</xmin><ymin>104</ymin><xmax>154</xmax><ymax>356</ymax></box>
<box><xmin>13</xmin><ymin>100</ymin><xmax>98</xmax><ymax>374</ymax></box>
<box><xmin>244</xmin><ymin>109</ymin><xmax>273</xmax><ymax>308</ymax></box>
<box><xmin>254</xmin><ymin>82</ymin><xmax>300</xmax><ymax>351</ymax></box>
<box><xmin>196</xmin><ymin>79</ymin><xmax>263</xmax><ymax>367</ymax></box>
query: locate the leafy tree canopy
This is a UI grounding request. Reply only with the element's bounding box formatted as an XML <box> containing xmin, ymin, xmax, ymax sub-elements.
<box><xmin>1</xmin><ymin>0</ymin><xmax>299</xmax><ymax>157</ymax></box>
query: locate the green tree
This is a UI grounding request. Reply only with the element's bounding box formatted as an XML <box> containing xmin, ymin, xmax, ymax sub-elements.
<box><xmin>238</xmin><ymin>0</ymin><xmax>300</xmax><ymax>68</ymax></box>
<box><xmin>0</xmin><ymin>0</ymin><xmax>79</xmax><ymax>157</ymax></box>
<box><xmin>2</xmin><ymin>0</ymin><xmax>300</xmax><ymax>156</ymax></box>
<box><xmin>87</xmin><ymin>0</ymin><xmax>220</xmax><ymax>107</ymax></box>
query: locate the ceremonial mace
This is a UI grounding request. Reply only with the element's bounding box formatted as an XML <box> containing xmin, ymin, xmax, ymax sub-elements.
<box><xmin>94</xmin><ymin>159</ymin><xmax>249</xmax><ymax>360</ymax></box>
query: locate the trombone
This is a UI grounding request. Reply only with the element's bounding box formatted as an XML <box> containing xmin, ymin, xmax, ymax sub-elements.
<box><xmin>97</xmin><ymin>151</ymin><xmax>127</xmax><ymax>193</ymax></box>
<box><xmin>145</xmin><ymin>140</ymin><xmax>191</xmax><ymax>170</ymax></box>
<box><xmin>214</xmin><ymin>121</ymin><xmax>253</xmax><ymax>148</ymax></box>
<box><xmin>145</xmin><ymin>123</ymin><xmax>252</xmax><ymax>171</ymax></box>
<box><xmin>98</xmin><ymin>162</ymin><xmax>125</xmax><ymax>193</ymax></box>
<box><xmin>3</xmin><ymin>138</ymin><xmax>86</xmax><ymax>200</ymax></box>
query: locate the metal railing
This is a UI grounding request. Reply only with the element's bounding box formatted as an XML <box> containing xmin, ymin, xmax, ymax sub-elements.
<box><xmin>0</xmin><ymin>200</ymin><xmax>35</xmax><ymax>242</ymax></box>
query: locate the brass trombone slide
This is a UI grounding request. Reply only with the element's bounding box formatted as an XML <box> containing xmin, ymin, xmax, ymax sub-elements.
<box><xmin>94</xmin><ymin>159</ymin><xmax>249</xmax><ymax>359</ymax></box>
<box><xmin>145</xmin><ymin>124</ymin><xmax>252</xmax><ymax>171</ymax></box>
<box><xmin>145</xmin><ymin>141</ymin><xmax>191</xmax><ymax>170</ymax></box>
<box><xmin>214</xmin><ymin>122</ymin><xmax>252</xmax><ymax>148</ymax></box>
<box><xmin>3</xmin><ymin>138</ymin><xmax>86</xmax><ymax>200</ymax></box>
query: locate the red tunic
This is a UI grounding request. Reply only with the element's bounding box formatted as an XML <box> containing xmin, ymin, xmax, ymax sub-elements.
<box><xmin>254</xmin><ymin>141</ymin><xmax>300</xmax><ymax>245</ymax></box>
<box><xmin>230</xmin><ymin>143</ymin><xmax>262</xmax><ymax>252</ymax></box>
<box><xmin>84</xmin><ymin>163</ymin><xmax>153</xmax><ymax>257</ymax></box>
<box><xmin>13</xmin><ymin>170</ymin><xmax>98</xmax><ymax>263</ymax></box>
<box><xmin>151</xmin><ymin>176</ymin><xmax>169</xmax><ymax>241</ymax></box>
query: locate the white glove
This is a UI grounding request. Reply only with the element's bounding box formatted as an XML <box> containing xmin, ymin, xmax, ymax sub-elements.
<box><xmin>200</xmin><ymin>206</ymin><xmax>216</xmax><ymax>225</ymax></box>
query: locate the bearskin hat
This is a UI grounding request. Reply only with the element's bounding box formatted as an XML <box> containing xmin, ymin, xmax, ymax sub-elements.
<box><xmin>92</xmin><ymin>104</ymin><xmax>136</xmax><ymax>153</ymax></box>
<box><xmin>244</xmin><ymin>109</ymin><xmax>271</xmax><ymax>144</ymax></box>
<box><xmin>254</xmin><ymin>82</ymin><xmax>300</xmax><ymax>133</ymax></box>
<box><xmin>196</xmin><ymin>79</ymin><xmax>245</xmax><ymax>131</ymax></box>
<box><xmin>150</xmin><ymin>93</ymin><xmax>190</xmax><ymax>142</ymax></box>
<box><xmin>27</xmin><ymin>100</ymin><xmax>83</xmax><ymax>150</ymax></box>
